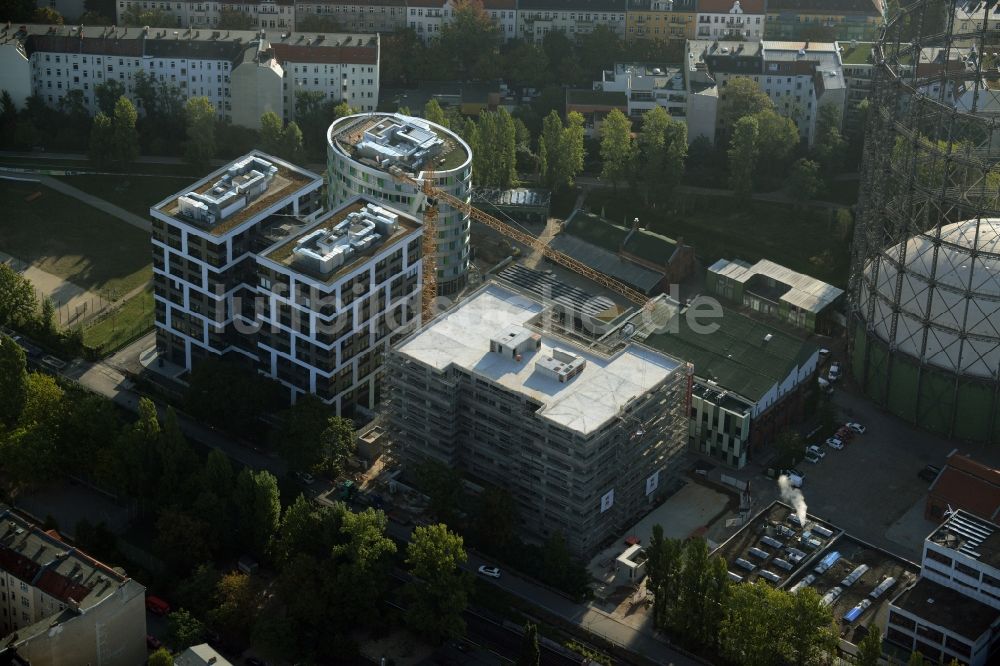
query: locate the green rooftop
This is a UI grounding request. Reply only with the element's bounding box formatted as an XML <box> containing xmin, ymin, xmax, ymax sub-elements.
<box><xmin>644</xmin><ymin>306</ymin><xmax>818</xmax><ymax>402</ymax></box>
<box><xmin>840</xmin><ymin>43</ymin><xmax>875</xmax><ymax>65</ymax></box>
<box><xmin>567</xmin><ymin>212</ymin><xmax>679</xmax><ymax>266</ymax></box>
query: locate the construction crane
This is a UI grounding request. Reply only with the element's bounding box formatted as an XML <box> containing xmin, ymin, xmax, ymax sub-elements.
<box><xmin>391</xmin><ymin>166</ymin><xmax>654</xmax><ymax>318</ymax></box>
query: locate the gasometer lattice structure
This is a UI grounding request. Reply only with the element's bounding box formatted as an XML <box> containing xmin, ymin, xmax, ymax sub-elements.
<box><xmin>850</xmin><ymin>0</ymin><xmax>1000</xmax><ymax>442</ymax></box>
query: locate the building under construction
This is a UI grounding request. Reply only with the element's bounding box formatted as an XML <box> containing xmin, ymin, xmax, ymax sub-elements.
<box><xmin>850</xmin><ymin>0</ymin><xmax>1000</xmax><ymax>443</ymax></box>
<box><xmin>386</xmin><ymin>282</ymin><xmax>692</xmax><ymax>556</ymax></box>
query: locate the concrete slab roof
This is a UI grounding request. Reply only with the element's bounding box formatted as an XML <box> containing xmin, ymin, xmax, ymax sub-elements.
<box><xmin>394</xmin><ymin>282</ymin><xmax>683</xmax><ymax>436</ymax></box>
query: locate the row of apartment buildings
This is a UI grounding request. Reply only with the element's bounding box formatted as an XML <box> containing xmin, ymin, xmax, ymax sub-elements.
<box><xmin>0</xmin><ymin>23</ymin><xmax>379</xmax><ymax>127</ymax></box>
<box><xmin>107</xmin><ymin>0</ymin><xmax>884</xmax><ymax>43</ymax></box>
<box><xmin>569</xmin><ymin>38</ymin><xmax>848</xmax><ymax>145</ymax></box>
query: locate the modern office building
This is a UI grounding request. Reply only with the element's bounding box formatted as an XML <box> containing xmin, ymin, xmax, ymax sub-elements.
<box><xmin>387</xmin><ymin>282</ymin><xmax>691</xmax><ymax>556</ymax></box>
<box><xmin>0</xmin><ymin>507</ymin><xmax>147</xmax><ymax>666</ymax></box>
<box><xmin>1</xmin><ymin>24</ymin><xmax>378</xmax><ymax>125</ymax></box>
<box><xmin>151</xmin><ymin>152</ymin><xmax>421</xmax><ymax>412</ymax></box>
<box><xmin>887</xmin><ymin>511</ymin><xmax>1000</xmax><ymax>665</ymax></box>
<box><xmin>706</xmin><ymin>258</ymin><xmax>844</xmax><ymax>333</ymax></box>
<box><xmin>765</xmin><ymin>0</ymin><xmax>884</xmax><ymax>42</ymax></box>
<box><xmin>685</xmin><ymin>39</ymin><xmax>847</xmax><ymax>145</ymax></box>
<box><xmin>327</xmin><ymin>112</ymin><xmax>471</xmax><ymax>295</ymax></box>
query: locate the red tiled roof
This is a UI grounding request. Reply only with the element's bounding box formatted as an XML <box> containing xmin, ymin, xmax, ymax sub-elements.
<box><xmin>929</xmin><ymin>454</ymin><xmax>1000</xmax><ymax>521</ymax></box>
<box><xmin>698</xmin><ymin>0</ymin><xmax>765</xmax><ymax>13</ymax></box>
<box><xmin>0</xmin><ymin>547</ymin><xmax>41</xmax><ymax>586</ymax></box>
<box><xmin>272</xmin><ymin>42</ymin><xmax>377</xmax><ymax>65</ymax></box>
<box><xmin>34</xmin><ymin>569</ymin><xmax>92</xmax><ymax>604</ymax></box>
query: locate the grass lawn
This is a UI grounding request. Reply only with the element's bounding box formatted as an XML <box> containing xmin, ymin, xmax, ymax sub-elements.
<box><xmin>0</xmin><ymin>180</ymin><xmax>152</xmax><ymax>295</ymax></box>
<box><xmin>82</xmin><ymin>288</ymin><xmax>154</xmax><ymax>352</ymax></box>
<box><xmin>586</xmin><ymin>189</ymin><xmax>853</xmax><ymax>287</ymax></box>
<box><xmin>53</xmin><ymin>173</ymin><xmax>187</xmax><ymax>217</ymax></box>
<box><xmin>0</xmin><ymin>155</ymin><xmax>197</xmax><ymax>177</ymax></box>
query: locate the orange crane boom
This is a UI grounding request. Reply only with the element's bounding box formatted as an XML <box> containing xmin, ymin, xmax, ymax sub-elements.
<box><xmin>390</xmin><ymin>167</ymin><xmax>651</xmax><ymax>310</ymax></box>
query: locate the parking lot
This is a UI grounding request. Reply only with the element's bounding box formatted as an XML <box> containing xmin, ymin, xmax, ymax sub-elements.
<box><xmin>787</xmin><ymin>383</ymin><xmax>1000</xmax><ymax>561</ymax></box>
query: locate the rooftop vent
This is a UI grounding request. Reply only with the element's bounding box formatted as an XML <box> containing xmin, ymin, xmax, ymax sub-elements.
<box><xmin>292</xmin><ymin>204</ymin><xmax>399</xmax><ymax>274</ymax></box>
<box><xmin>489</xmin><ymin>325</ymin><xmax>540</xmax><ymax>361</ymax></box>
<box><xmin>763</xmin><ymin>333</ymin><xmax>773</xmax><ymax>343</ymax></box>
<box><xmin>536</xmin><ymin>348</ymin><xmax>587</xmax><ymax>383</ymax></box>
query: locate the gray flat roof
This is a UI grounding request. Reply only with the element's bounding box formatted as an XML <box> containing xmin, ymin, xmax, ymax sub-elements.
<box><xmin>394</xmin><ymin>282</ymin><xmax>683</xmax><ymax>436</ymax></box>
<box><xmin>892</xmin><ymin>577</ymin><xmax>999</xmax><ymax>639</ymax></box>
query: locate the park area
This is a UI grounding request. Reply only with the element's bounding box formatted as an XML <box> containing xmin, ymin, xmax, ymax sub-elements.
<box><xmin>0</xmin><ymin>178</ymin><xmax>154</xmax><ymax>351</ymax></box>
<box><xmin>584</xmin><ymin>189</ymin><xmax>854</xmax><ymax>288</ymax></box>
<box><xmin>53</xmin><ymin>173</ymin><xmax>189</xmax><ymax>217</ymax></box>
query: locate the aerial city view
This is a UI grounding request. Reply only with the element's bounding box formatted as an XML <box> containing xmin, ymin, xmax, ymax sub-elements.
<box><xmin>1</xmin><ymin>0</ymin><xmax>999</xmax><ymax>663</ymax></box>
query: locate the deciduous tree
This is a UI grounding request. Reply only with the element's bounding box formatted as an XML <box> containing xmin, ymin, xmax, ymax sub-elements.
<box><xmin>855</xmin><ymin>626</ymin><xmax>883</xmax><ymax>666</ymax></box>
<box><xmin>166</xmin><ymin>608</ymin><xmax>206</xmax><ymax>650</ymax></box>
<box><xmin>599</xmin><ymin>108</ymin><xmax>632</xmax><ymax>192</ymax></box>
<box><xmin>94</xmin><ymin>81</ymin><xmax>126</xmax><ymax>117</ymax></box>
<box><xmin>233</xmin><ymin>468</ymin><xmax>281</xmax><ymax>555</ymax></box>
<box><xmin>404</xmin><ymin>524</ymin><xmax>472</xmax><ymax>643</ymax></box>
<box><xmin>785</xmin><ymin>586</ymin><xmax>837</xmax><ymax>665</ymax></box>
<box><xmin>718</xmin><ymin>76</ymin><xmax>772</xmax><ymax>130</ymax></box>
<box><xmin>423</xmin><ymin>99</ymin><xmax>448</xmax><ymax>127</ymax></box>
<box><xmin>147</xmin><ymin>648</ymin><xmax>173</xmax><ymax>666</ymax></box>
<box><xmin>111</xmin><ymin>96</ymin><xmax>139</xmax><ymax>166</ymax></box>
<box><xmin>183</xmin><ymin>96</ymin><xmax>216</xmax><ymax>169</ymax></box>
<box><xmin>0</xmin><ymin>333</ymin><xmax>27</xmax><ymax>427</ymax></box>
<box><xmin>789</xmin><ymin>158</ymin><xmax>823</xmax><ymax>203</ymax></box>
<box><xmin>728</xmin><ymin>115</ymin><xmax>759</xmax><ymax>198</ymax></box>
<box><xmin>259</xmin><ymin>111</ymin><xmax>283</xmax><ymax>155</ymax></box>
<box><xmin>0</xmin><ymin>263</ymin><xmax>37</xmax><ymax>327</ymax></box>
<box><xmin>517</xmin><ymin>622</ymin><xmax>540</xmax><ymax>666</ymax></box>
<box><xmin>209</xmin><ymin>572</ymin><xmax>259</xmax><ymax>644</ymax></box>
<box><xmin>329</xmin><ymin>508</ymin><xmax>397</xmax><ymax>626</ymax></box>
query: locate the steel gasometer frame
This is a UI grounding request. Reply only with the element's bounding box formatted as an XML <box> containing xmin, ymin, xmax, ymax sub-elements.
<box><xmin>850</xmin><ymin>0</ymin><xmax>1000</xmax><ymax>442</ymax></box>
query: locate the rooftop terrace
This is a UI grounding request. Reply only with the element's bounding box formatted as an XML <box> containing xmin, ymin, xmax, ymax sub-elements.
<box><xmin>155</xmin><ymin>153</ymin><xmax>319</xmax><ymax>236</ymax></box>
<box><xmin>329</xmin><ymin>113</ymin><xmax>470</xmax><ymax>175</ymax></box>
<box><xmin>394</xmin><ymin>282</ymin><xmax>683</xmax><ymax>435</ymax></box>
<box><xmin>262</xmin><ymin>199</ymin><xmax>419</xmax><ymax>283</ymax></box>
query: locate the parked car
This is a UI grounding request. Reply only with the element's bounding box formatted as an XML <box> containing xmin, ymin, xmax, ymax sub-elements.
<box><xmin>779</xmin><ymin>470</ymin><xmax>804</xmax><ymax>487</ymax></box>
<box><xmin>146</xmin><ymin>635</ymin><xmax>162</xmax><ymax>650</ymax></box>
<box><xmin>807</xmin><ymin>445</ymin><xmax>826</xmax><ymax>459</ymax></box>
<box><xmin>477</xmin><ymin>565</ymin><xmax>502</xmax><ymax>579</ymax></box>
<box><xmin>295</xmin><ymin>471</ymin><xmax>315</xmax><ymax>485</ymax></box>
<box><xmin>145</xmin><ymin>595</ymin><xmax>171</xmax><ymax>616</ymax></box>
<box><xmin>804</xmin><ymin>451</ymin><xmax>821</xmax><ymax>464</ymax></box>
<box><xmin>828</xmin><ymin>362</ymin><xmax>841</xmax><ymax>381</ymax></box>
<box><xmin>825</xmin><ymin>437</ymin><xmax>843</xmax><ymax>449</ymax></box>
<box><xmin>245</xmin><ymin>658</ymin><xmax>266</xmax><ymax>666</ymax></box>
<box><xmin>845</xmin><ymin>422</ymin><xmax>866</xmax><ymax>435</ymax></box>
<box><xmin>836</xmin><ymin>427</ymin><xmax>854</xmax><ymax>440</ymax></box>
<box><xmin>919</xmin><ymin>465</ymin><xmax>941</xmax><ymax>482</ymax></box>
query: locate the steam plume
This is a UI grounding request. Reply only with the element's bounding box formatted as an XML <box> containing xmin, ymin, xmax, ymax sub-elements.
<box><xmin>778</xmin><ymin>475</ymin><xmax>808</xmax><ymax>526</ymax></box>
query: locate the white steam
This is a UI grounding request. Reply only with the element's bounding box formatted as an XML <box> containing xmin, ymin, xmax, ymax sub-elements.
<box><xmin>778</xmin><ymin>475</ymin><xmax>808</xmax><ymax>526</ymax></box>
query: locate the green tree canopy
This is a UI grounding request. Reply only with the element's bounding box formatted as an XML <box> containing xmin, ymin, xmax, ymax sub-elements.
<box><xmin>728</xmin><ymin>114</ymin><xmax>759</xmax><ymax>198</ymax></box>
<box><xmin>233</xmin><ymin>468</ymin><xmax>281</xmax><ymax>555</ymax></box>
<box><xmin>183</xmin><ymin>96</ymin><xmax>216</xmax><ymax>169</ymax></box>
<box><xmin>517</xmin><ymin>622</ymin><xmax>540</xmax><ymax>666</ymax></box>
<box><xmin>719</xmin><ymin>77</ymin><xmax>773</xmax><ymax>130</ymax></box>
<box><xmin>599</xmin><ymin>108</ymin><xmax>633</xmax><ymax>192</ymax></box>
<box><xmin>855</xmin><ymin>625</ymin><xmax>883</xmax><ymax>666</ymax></box>
<box><xmin>423</xmin><ymin>99</ymin><xmax>448</xmax><ymax>127</ymax></box>
<box><xmin>0</xmin><ymin>334</ymin><xmax>28</xmax><ymax>427</ymax></box>
<box><xmin>260</xmin><ymin>111</ymin><xmax>283</xmax><ymax>155</ymax></box>
<box><xmin>404</xmin><ymin>524</ymin><xmax>472</xmax><ymax>644</ymax></box>
<box><xmin>166</xmin><ymin>608</ymin><xmax>206</xmax><ymax>650</ymax></box>
<box><xmin>789</xmin><ymin>158</ymin><xmax>823</xmax><ymax>203</ymax></box>
<box><xmin>0</xmin><ymin>263</ymin><xmax>37</xmax><ymax>327</ymax></box>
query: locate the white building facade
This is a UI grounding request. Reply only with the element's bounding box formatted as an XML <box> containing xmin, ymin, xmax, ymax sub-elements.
<box><xmin>405</xmin><ymin>0</ymin><xmax>517</xmax><ymax>39</ymax></box>
<box><xmin>151</xmin><ymin>153</ymin><xmax>419</xmax><ymax>412</ymax></box>
<box><xmin>517</xmin><ymin>0</ymin><xmax>627</xmax><ymax>44</ymax></box>
<box><xmin>327</xmin><ymin>113</ymin><xmax>472</xmax><ymax>295</ymax></box>
<box><xmin>12</xmin><ymin>24</ymin><xmax>377</xmax><ymax>125</ymax></box>
<box><xmin>886</xmin><ymin>511</ymin><xmax>1000</xmax><ymax>666</ymax></box>
<box><xmin>695</xmin><ymin>0</ymin><xmax>765</xmax><ymax>39</ymax></box>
